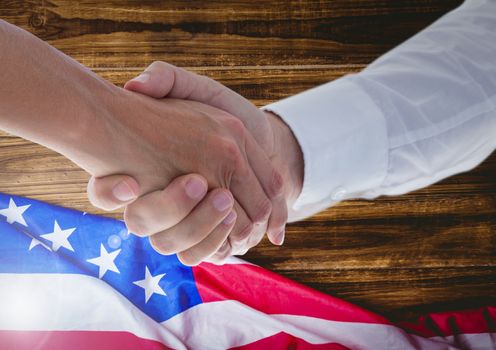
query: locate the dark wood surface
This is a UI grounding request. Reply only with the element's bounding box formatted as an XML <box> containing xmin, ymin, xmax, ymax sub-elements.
<box><xmin>1</xmin><ymin>0</ymin><xmax>494</xmax><ymax>322</ymax></box>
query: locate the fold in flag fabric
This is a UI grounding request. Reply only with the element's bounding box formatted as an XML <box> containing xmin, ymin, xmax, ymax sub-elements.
<box><xmin>0</xmin><ymin>193</ymin><xmax>494</xmax><ymax>350</ymax></box>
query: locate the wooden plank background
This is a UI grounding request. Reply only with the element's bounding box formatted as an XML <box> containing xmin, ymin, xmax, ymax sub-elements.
<box><xmin>1</xmin><ymin>0</ymin><xmax>494</xmax><ymax>322</ymax></box>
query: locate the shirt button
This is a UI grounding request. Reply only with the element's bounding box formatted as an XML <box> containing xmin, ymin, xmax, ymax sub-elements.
<box><xmin>331</xmin><ymin>187</ymin><xmax>347</xmax><ymax>201</ymax></box>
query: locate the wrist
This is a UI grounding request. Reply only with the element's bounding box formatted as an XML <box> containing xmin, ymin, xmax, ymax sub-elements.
<box><xmin>62</xmin><ymin>75</ymin><xmax>123</xmax><ymax>169</ymax></box>
<box><xmin>265</xmin><ymin>111</ymin><xmax>304</xmax><ymax>207</ymax></box>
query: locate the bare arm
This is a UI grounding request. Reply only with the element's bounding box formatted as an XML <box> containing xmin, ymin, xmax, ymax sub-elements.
<box><xmin>0</xmin><ymin>20</ymin><xmax>286</xmax><ymax>261</ymax></box>
<box><xmin>0</xmin><ymin>19</ymin><xmax>115</xmax><ymax>164</ymax></box>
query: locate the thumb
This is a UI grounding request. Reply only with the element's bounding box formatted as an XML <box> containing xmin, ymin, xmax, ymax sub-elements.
<box><xmin>87</xmin><ymin>175</ymin><xmax>140</xmax><ymax>211</ymax></box>
<box><xmin>124</xmin><ymin>61</ymin><xmax>226</xmax><ymax>103</ymax></box>
<box><xmin>124</xmin><ymin>61</ymin><xmax>176</xmax><ymax>99</ymax></box>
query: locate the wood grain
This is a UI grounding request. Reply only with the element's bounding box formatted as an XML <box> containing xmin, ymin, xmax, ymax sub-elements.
<box><xmin>1</xmin><ymin>0</ymin><xmax>494</xmax><ymax>323</ymax></box>
<box><xmin>2</xmin><ymin>0</ymin><xmax>463</xmax><ymax>68</ymax></box>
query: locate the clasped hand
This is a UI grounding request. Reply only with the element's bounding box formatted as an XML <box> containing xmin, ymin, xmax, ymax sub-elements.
<box><xmin>83</xmin><ymin>62</ymin><xmax>303</xmax><ymax>265</ymax></box>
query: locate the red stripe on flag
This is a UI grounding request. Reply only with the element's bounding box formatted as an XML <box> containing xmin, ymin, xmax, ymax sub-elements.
<box><xmin>400</xmin><ymin>306</ymin><xmax>496</xmax><ymax>337</ymax></box>
<box><xmin>230</xmin><ymin>332</ymin><xmax>350</xmax><ymax>350</ymax></box>
<box><xmin>0</xmin><ymin>330</ymin><xmax>170</xmax><ymax>350</ymax></box>
<box><xmin>193</xmin><ymin>262</ymin><xmax>390</xmax><ymax>325</ymax></box>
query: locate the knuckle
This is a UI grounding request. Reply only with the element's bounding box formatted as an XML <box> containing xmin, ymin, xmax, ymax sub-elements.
<box><xmin>244</xmin><ymin>224</ymin><xmax>266</xmax><ymax>248</ymax></box>
<box><xmin>224</xmin><ymin>117</ymin><xmax>246</xmax><ymax>140</ymax></box>
<box><xmin>231</xmin><ymin>240</ymin><xmax>251</xmax><ymax>256</ymax></box>
<box><xmin>149</xmin><ymin>234</ymin><xmax>176</xmax><ymax>256</ymax></box>
<box><xmin>87</xmin><ymin>179</ymin><xmax>112</xmax><ymax>211</ymax></box>
<box><xmin>229</xmin><ymin>242</ymin><xmax>246</xmax><ymax>256</ymax></box>
<box><xmin>236</xmin><ymin>248</ymin><xmax>249</xmax><ymax>256</ymax></box>
<box><xmin>211</xmin><ymin>137</ymin><xmax>244</xmax><ymax>173</ymax></box>
<box><xmin>222</xmin><ymin>139</ymin><xmax>243</xmax><ymax>165</ymax></box>
<box><xmin>87</xmin><ymin>191</ymin><xmax>107</xmax><ymax>211</ymax></box>
<box><xmin>269</xmin><ymin>170</ymin><xmax>284</xmax><ymax>198</ymax></box>
<box><xmin>252</xmin><ymin>198</ymin><xmax>272</xmax><ymax>224</ymax></box>
<box><xmin>232</xmin><ymin>221</ymin><xmax>254</xmax><ymax>242</ymax></box>
<box><xmin>210</xmin><ymin>136</ymin><xmax>232</xmax><ymax>156</ymax></box>
<box><xmin>212</xmin><ymin>241</ymin><xmax>232</xmax><ymax>264</ymax></box>
<box><xmin>123</xmin><ymin>207</ymin><xmax>149</xmax><ymax>237</ymax></box>
<box><xmin>177</xmin><ymin>251</ymin><xmax>201</xmax><ymax>267</ymax></box>
<box><xmin>246</xmin><ymin>232</ymin><xmax>264</xmax><ymax>251</ymax></box>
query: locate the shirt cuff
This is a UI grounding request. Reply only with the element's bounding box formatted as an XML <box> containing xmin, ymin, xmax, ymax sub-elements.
<box><xmin>263</xmin><ymin>75</ymin><xmax>389</xmax><ymax>219</ymax></box>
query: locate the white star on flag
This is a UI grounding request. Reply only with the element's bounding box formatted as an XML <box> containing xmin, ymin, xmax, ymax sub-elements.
<box><xmin>87</xmin><ymin>244</ymin><xmax>121</xmax><ymax>279</ymax></box>
<box><xmin>29</xmin><ymin>237</ymin><xmax>51</xmax><ymax>251</ymax></box>
<box><xmin>133</xmin><ymin>266</ymin><xmax>167</xmax><ymax>303</ymax></box>
<box><xmin>0</xmin><ymin>198</ymin><xmax>30</xmax><ymax>226</ymax></box>
<box><xmin>40</xmin><ymin>220</ymin><xmax>76</xmax><ymax>252</ymax></box>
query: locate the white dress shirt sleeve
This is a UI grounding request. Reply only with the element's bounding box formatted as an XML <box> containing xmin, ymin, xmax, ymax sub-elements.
<box><xmin>264</xmin><ymin>0</ymin><xmax>496</xmax><ymax>221</ymax></box>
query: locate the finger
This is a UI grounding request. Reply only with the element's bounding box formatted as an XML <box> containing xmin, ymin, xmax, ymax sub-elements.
<box><xmin>228</xmin><ymin>200</ymin><xmax>254</xmax><ymax>243</ymax></box>
<box><xmin>231</xmin><ymin>159</ymin><xmax>272</xmax><ymax>227</ymax></box>
<box><xmin>265</xmin><ymin>191</ymin><xmax>287</xmax><ymax>246</ymax></box>
<box><xmin>266</xmin><ymin>197</ymin><xmax>287</xmax><ymax>245</ymax></box>
<box><xmin>87</xmin><ymin>175</ymin><xmax>139</xmax><ymax>211</ymax></box>
<box><xmin>205</xmin><ymin>239</ymin><xmax>233</xmax><ymax>266</ymax></box>
<box><xmin>124</xmin><ymin>174</ymin><xmax>207</xmax><ymax>237</ymax></box>
<box><xmin>149</xmin><ymin>189</ymin><xmax>234</xmax><ymax>255</ymax></box>
<box><xmin>243</xmin><ymin>223</ymin><xmax>268</xmax><ymax>253</ymax></box>
<box><xmin>177</xmin><ymin>210</ymin><xmax>237</xmax><ymax>266</ymax></box>
<box><xmin>226</xmin><ymin>200</ymin><xmax>259</xmax><ymax>253</ymax></box>
<box><xmin>244</xmin><ymin>134</ymin><xmax>288</xmax><ymax>244</ymax></box>
<box><xmin>220</xmin><ymin>120</ymin><xmax>272</xmax><ymax>226</ymax></box>
<box><xmin>231</xmin><ymin>222</ymin><xmax>267</xmax><ymax>256</ymax></box>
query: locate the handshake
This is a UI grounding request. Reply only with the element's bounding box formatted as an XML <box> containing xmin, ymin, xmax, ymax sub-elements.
<box><xmin>83</xmin><ymin>62</ymin><xmax>304</xmax><ymax>266</ymax></box>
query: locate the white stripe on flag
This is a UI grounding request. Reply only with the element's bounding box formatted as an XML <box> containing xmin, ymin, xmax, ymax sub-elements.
<box><xmin>163</xmin><ymin>300</ymin><xmax>456</xmax><ymax>350</ymax></box>
<box><xmin>0</xmin><ymin>273</ymin><xmax>470</xmax><ymax>350</ymax></box>
<box><xmin>0</xmin><ymin>274</ymin><xmax>186</xmax><ymax>349</ymax></box>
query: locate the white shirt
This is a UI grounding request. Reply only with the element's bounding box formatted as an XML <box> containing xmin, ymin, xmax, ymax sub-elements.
<box><xmin>264</xmin><ymin>0</ymin><xmax>496</xmax><ymax>221</ymax></box>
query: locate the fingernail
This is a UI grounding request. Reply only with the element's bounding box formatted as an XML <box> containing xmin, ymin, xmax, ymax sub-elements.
<box><xmin>223</xmin><ymin>211</ymin><xmax>237</xmax><ymax>225</ymax></box>
<box><xmin>274</xmin><ymin>228</ymin><xmax>285</xmax><ymax>246</ymax></box>
<box><xmin>112</xmin><ymin>180</ymin><xmax>137</xmax><ymax>202</ymax></box>
<box><xmin>131</xmin><ymin>73</ymin><xmax>149</xmax><ymax>83</ymax></box>
<box><xmin>212</xmin><ymin>192</ymin><xmax>232</xmax><ymax>212</ymax></box>
<box><xmin>185</xmin><ymin>177</ymin><xmax>207</xmax><ymax>200</ymax></box>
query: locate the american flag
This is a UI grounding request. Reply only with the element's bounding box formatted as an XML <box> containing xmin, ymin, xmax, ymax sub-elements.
<box><xmin>0</xmin><ymin>192</ymin><xmax>494</xmax><ymax>349</ymax></box>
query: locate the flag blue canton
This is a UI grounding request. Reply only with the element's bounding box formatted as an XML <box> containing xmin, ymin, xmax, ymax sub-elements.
<box><xmin>0</xmin><ymin>193</ymin><xmax>203</xmax><ymax>322</ymax></box>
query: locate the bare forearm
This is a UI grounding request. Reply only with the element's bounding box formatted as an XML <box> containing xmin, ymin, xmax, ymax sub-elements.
<box><xmin>0</xmin><ymin>20</ymin><xmax>117</xmax><ymax>165</ymax></box>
